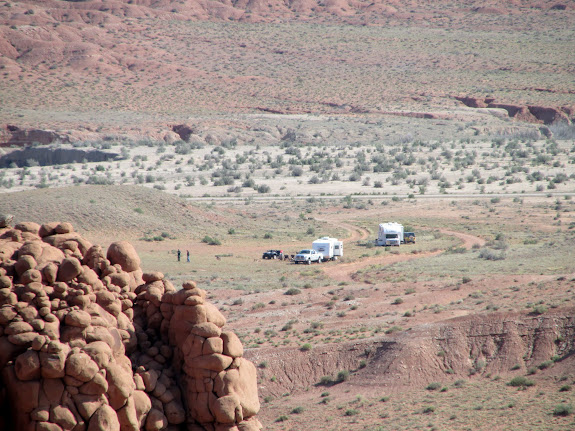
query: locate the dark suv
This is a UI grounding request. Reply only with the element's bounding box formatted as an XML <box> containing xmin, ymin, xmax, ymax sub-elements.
<box><xmin>262</xmin><ymin>250</ymin><xmax>283</xmax><ymax>259</ymax></box>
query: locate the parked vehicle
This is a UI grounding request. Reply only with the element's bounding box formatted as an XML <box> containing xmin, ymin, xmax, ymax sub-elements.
<box><xmin>376</xmin><ymin>222</ymin><xmax>404</xmax><ymax>246</ymax></box>
<box><xmin>294</xmin><ymin>249</ymin><xmax>322</xmax><ymax>264</ymax></box>
<box><xmin>262</xmin><ymin>250</ymin><xmax>283</xmax><ymax>259</ymax></box>
<box><xmin>312</xmin><ymin>237</ymin><xmax>344</xmax><ymax>261</ymax></box>
<box><xmin>404</xmin><ymin>232</ymin><xmax>416</xmax><ymax>244</ymax></box>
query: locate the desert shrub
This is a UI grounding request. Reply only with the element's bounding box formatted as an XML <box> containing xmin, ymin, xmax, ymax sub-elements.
<box><xmin>285</xmin><ymin>288</ymin><xmax>301</xmax><ymax>296</ymax></box>
<box><xmin>454</xmin><ymin>379</ymin><xmax>466</xmax><ymax>388</ymax></box>
<box><xmin>86</xmin><ymin>175</ymin><xmax>114</xmax><ymax>185</ymax></box>
<box><xmin>508</xmin><ymin>376</ymin><xmax>535</xmax><ymax>388</ymax></box>
<box><xmin>242</xmin><ymin>178</ymin><xmax>256</xmax><ymax>188</ymax></box>
<box><xmin>257</xmin><ymin>184</ymin><xmax>270</xmax><ymax>193</ymax></box>
<box><xmin>478</xmin><ymin>248</ymin><xmax>506</xmax><ymax>261</ymax></box>
<box><xmin>291</xmin><ymin>166</ymin><xmax>304</xmax><ymax>176</ymax></box>
<box><xmin>549</xmin><ymin>123</ymin><xmax>575</xmax><ymax>139</ymax></box>
<box><xmin>532</xmin><ymin>305</ymin><xmax>548</xmax><ymax>315</ymax></box>
<box><xmin>426</xmin><ymin>382</ymin><xmax>442</xmax><ymax>391</ymax></box>
<box><xmin>345</xmin><ymin>409</ymin><xmax>359</xmax><ymax>416</ymax></box>
<box><xmin>385</xmin><ymin>326</ymin><xmax>403</xmax><ymax>334</ymax></box>
<box><xmin>336</xmin><ymin>370</ymin><xmax>350</xmax><ymax>382</ymax></box>
<box><xmin>275</xmin><ymin>415</ymin><xmax>288</xmax><ymax>422</ymax></box>
<box><xmin>291</xmin><ymin>406</ymin><xmax>304</xmax><ymax>414</ymax></box>
<box><xmin>201</xmin><ymin>236</ymin><xmax>221</xmax><ymax>246</ymax></box>
<box><xmin>560</xmin><ymin>385</ymin><xmax>572</xmax><ymax>392</ymax></box>
<box><xmin>538</xmin><ymin>360</ymin><xmax>553</xmax><ymax>370</ymax></box>
<box><xmin>263</xmin><ymin>232</ymin><xmax>272</xmax><ymax>239</ymax></box>
<box><xmin>309</xmin><ymin>175</ymin><xmax>321</xmax><ymax>184</ymax></box>
<box><xmin>319</xmin><ymin>375</ymin><xmax>333</xmax><ymax>385</ymax></box>
<box><xmin>392</xmin><ymin>297</ymin><xmax>403</xmax><ymax>305</ymax></box>
<box><xmin>300</xmin><ymin>343</ymin><xmax>312</xmax><ymax>352</ymax></box>
<box><xmin>553</xmin><ymin>404</ymin><xmax>573</xmax><ymax>416</ymax></box>
<box><xmin>348</xmin><ymin>172</ymin><xmax>361</xmax><ymax>181</ymax></box>
<box><xmin>423</xmin><ymin>406</ymin><xmax>435</xmax><ymax>414</ymax></box>
<box><xmin>445</xmin><ymin>246</ymin><xmax>466</xmax><ymax>254</ymax></box>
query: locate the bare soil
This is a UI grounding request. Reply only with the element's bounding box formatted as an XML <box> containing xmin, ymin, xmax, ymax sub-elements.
<box><xmin>1</xmin><ymin>1</ymin><xmax>575</xmax><ymax>429</ymax></box>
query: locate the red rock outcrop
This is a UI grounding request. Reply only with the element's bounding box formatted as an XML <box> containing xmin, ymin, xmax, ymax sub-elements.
<box><xmin>455</xmin><ymin>97</ymin><xmax>574</xmax><ymax>125</ymax></box>
<box><xmin>0</xmin><ymin>220</ymin><xmax>260</xmax><ymax>431</ymax></box>
<box><xmin>3</xmin><ymin>125</ymin><xmax>70</xmax><ymax>147</ymax></box>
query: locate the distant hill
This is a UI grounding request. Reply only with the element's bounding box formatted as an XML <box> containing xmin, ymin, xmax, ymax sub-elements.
<box><xmin>0</xmin><ymin>185</ymin><xmax>232</xmax><ymax>239</ymax></box>
<box><xmin>2</xmin><ymin>0</ymin><xmax>573</xmax><ymax>25</ymax></box>
<box><xmin>1</xmin><ymin>0</ymin><xmax>574</xmax><ymax>132</ymax></box>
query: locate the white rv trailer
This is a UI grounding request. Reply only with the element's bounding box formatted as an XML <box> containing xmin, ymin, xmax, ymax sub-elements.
<box><xmin>312</xmin><ymin>237</ymin><xmax>344</xmax><ymax>261</ymax></box>
<box><xmin>376</xmin><ymin>222</ymin><xmax>404</xmax><ymax>246</ymax></box>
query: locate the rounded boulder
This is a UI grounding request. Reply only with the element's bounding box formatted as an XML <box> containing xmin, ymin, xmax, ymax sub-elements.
<box><xmin>107</xmin><ymin>242</ymin><xmax>141</xmax><ymax>273</ymax></box>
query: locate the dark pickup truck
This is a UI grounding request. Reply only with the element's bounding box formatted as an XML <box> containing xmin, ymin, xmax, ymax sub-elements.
<box><xmin>262</xmin><ymin>250</ymin><xmax>283</xmax><ymax>259</ymax></box>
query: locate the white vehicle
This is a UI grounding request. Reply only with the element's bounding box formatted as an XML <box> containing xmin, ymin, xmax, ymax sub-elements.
<box><xmin>312</xmin><ymin>237</ymin><xmax>344</xmax><ymax>261</ymax></box>
<box><xmin>294</xmin><ymin>249</ymin><xmax>322</xmax><ymax>264</ymax></box>
<box><xmin>376</xmin><ymin>222</ymin><xmax>404</xmax><ymax>246</ymax></box>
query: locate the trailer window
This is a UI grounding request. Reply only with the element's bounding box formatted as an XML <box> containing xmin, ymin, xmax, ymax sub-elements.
<box><xmin>385</xmin><ymin>234</ymin><xmax>398</xmax><ymax>239</ymax></box>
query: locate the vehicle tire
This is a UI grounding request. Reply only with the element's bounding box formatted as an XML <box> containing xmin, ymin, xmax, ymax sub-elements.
<box><xmin>307</xmin><ymin>259</ymin><xmax>311</xmax><ymax>265</ymax></box>
<box><xmin>273</xmin><ymin>255</ymin><xmax>276</xmax><ymax>259</ymax></box>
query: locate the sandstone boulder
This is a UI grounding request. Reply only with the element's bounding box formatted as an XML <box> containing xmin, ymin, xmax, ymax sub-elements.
<box><xmin>221</xmin><ymin>332</ymin><xmax>243</xmax><ymax>358</ymax></box>
<box><xmin>15</xmin><ymin>349</ymin><xmax>41</xmax><ymax>381</ymax></box>
<box><xmin>0</xmin><ymin>221</ymin><xmax>259</xmax><ymax>431</ymax></box>
<box><xmin>65</xmin><ymin>352</ymin><xmax>100</xmax><ymax>382</ymax></box>
<box><xmin>107</xmin><ymin>242</ymin><xmax>140</xmax><ymax>273</ymax></box>
<box><xmin>87</xmin><ymin>404</ymin><xmax>120</xmax><ymax>431</ymax></box>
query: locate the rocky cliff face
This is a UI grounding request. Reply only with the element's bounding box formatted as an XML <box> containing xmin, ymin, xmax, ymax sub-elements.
<box><xmin>0</xmin><ymin>219</ymin><xmax>260</xmax><ymax>431</ymax></box>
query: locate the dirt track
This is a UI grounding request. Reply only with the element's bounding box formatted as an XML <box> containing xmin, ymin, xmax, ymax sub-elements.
<box><xmin>321</xmin><ymin>225</ymin><xmax>486</xmax><ymax>282</ymax></box>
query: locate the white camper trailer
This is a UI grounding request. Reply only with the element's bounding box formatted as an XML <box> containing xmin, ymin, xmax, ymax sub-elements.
<box><xmin>333</xmin><ymin>239</ymin><xmax>343</xmax><ymax>259</ymax></box>
<box><xmin>376</xmin><ymin>222</ymin><xmax>404</xmax><ymax>246</ymax></box>
<box><xmin>312</xmin><ymin>237</ymin><xmax>343</xmax><ymax>261</ymax></box>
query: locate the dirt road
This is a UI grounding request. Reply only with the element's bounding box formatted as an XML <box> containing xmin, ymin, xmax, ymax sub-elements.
<box><xmin>321</xmin><ymin>225</ymin><xmax>485</xmax><ymax>282</ymax></box>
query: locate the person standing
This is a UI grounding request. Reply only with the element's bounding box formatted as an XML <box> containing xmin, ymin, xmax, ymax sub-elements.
<box><xmin>177</xmin><ymin>249</ymin><xmax>181</xmax><ymax>262</ymax></box>
<box><xmin>187</xmin><ymin>250</ymin><xmax>190</xmax><ymax>262</ymax></box>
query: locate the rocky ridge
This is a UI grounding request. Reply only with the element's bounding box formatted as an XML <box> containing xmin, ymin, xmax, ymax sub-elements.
<box><xmin>455</xmin><ymin>96</ymin><xmax>575</xmax><ymax>125</ymax></box>
<box><xmin>0</xmin><ymin>218</ymin><xmax>260</xmax><ymax>431</ymax></box>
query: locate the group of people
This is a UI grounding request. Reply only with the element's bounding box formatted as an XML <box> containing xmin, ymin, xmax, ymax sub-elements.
<box><xmin>177</xmin><ymin>249</ymin><xmax>190</xmax><ymax>262</ymax></box>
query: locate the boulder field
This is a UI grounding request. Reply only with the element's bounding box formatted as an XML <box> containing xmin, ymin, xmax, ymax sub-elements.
<box><xmin>0</xmin><ymin>218</ymin><xmax>260</xmax><ymax>431</ymax></box>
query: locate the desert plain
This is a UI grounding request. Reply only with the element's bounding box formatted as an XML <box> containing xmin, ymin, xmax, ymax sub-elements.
<box><xmin>1</xmin><ymin>0</ymin><xmax>575</xmax><ymax>430</ymax></box>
